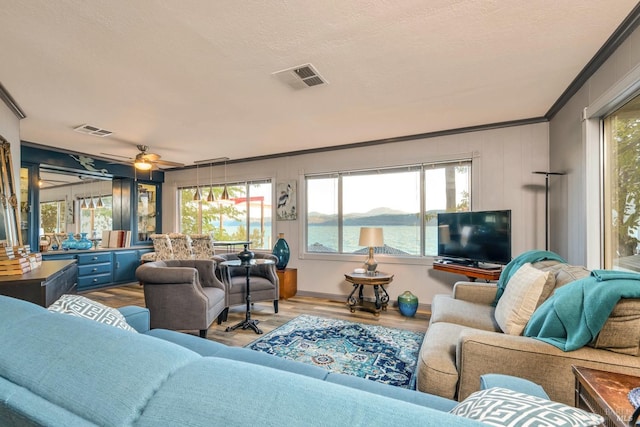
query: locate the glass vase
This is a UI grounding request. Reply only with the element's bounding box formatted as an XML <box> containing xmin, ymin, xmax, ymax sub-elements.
<box><xmin>76</xmin><ymin>232</ymin><xmax>93</xmax><ymax>250</ymax></box>
<box><xmin>61</xmin><ymin>233</ymin><xmax>77</xmax><ymax>250</ymax></box>
<box><xmin>272</xmin><ymin>233</ymin><xmax>290</xmax><ymax>270</ymax></box>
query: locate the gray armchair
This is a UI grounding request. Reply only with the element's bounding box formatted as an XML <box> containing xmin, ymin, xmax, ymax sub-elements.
<box><xmin>135</xmin><ymin>259</ymin><xmax>226</xmax><ymax>338</ymax></box>
<box><xmin>213</xmin><ymin>253</ymin><xmax>279</xmax><ymax>317</ymax></box>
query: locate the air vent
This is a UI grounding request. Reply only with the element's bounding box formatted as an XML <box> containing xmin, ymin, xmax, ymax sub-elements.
<box><xmin>73</xmin><ymin>124</ymin><xmax>113</xmax><ymax>137</ymax></box>
<box><xmin>272</xmin><ymin>63</ymin><xmax>328</xmax><ymax>90</ymax></box>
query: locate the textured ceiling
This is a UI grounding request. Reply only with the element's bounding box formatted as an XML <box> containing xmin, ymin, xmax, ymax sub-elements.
<box><xmin>0</xmin><ymin>1</ymin><xmax>637</xmax><ymax>167</ymax></box>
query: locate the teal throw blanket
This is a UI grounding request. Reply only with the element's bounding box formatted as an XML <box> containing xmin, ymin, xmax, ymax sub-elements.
<box><xmin>523</xmin><ymin>270</ymin><xmax>640</xmax><ymax>351</ymax></box>
<box><xmin>493</xmin><ymin>250</ymin><xmax>566</xmax><ymax>306</ymax></box>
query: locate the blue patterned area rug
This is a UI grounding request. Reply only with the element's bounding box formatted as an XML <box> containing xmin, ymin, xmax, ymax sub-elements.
<box><xmin>246</xmin><ymin>314</ymin><xmax>424</xmax><ymax>389</ymax></box>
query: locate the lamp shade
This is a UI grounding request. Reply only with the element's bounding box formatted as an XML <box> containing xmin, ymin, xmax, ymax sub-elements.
<box><xmin>358</xmin><ymin>227</ymin><xmax>384</xmax><ymax>247</ymax></box>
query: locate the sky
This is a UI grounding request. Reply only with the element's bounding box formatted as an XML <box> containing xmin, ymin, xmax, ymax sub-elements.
<box><xmin>307</xmin><ymin>167</ymin><xmax>469</xmax><ymax>215</ymax></box>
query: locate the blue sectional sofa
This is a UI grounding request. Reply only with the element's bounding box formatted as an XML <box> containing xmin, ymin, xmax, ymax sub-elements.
<box><xmin>0</xmin><ymin>295</ymin><xmax>558</xmax><ymax>426</ymax></box>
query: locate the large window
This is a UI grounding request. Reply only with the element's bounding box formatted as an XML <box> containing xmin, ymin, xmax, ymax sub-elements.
<box><xmin>178</xmin><ymin>180</ymin><xmax>272</xmax><ymax>250</ymax></box>
<box><xmin>306</xmin><ymin>161</ymin><xmax>471</xmax><ymax>256</ymax></box>
<box><xmin>603</xmin><ymin>94</ymin><xmax>640</xmax><ymax>271</ymax></box>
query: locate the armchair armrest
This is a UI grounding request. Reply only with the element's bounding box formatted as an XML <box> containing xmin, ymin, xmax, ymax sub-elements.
<box><xmin>453</xmin><ymin>281</ymin><xmax>498</xmax><ymax>305</ymax></box>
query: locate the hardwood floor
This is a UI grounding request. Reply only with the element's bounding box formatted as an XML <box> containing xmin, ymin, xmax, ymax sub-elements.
<box><xmin>83</xmin><ymin>284</ymin><xmax>430</xmax><ymax>347</ymax></box>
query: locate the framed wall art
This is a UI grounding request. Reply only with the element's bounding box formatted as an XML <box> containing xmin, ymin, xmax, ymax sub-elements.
<box><xmin>276</xmin><ymin>180</ymin><xmax>297</xmax><ymax>221</ymax></box>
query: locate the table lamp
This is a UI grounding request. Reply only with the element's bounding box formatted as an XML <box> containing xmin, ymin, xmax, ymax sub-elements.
<box><xmin>358</xmin><ymin>227</ymin><xmax>384</xmax><ymax>275</ymax></box>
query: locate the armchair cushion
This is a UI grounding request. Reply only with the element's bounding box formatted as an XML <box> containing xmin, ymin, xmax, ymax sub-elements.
<box><xmin>494</xmin><ymin>263</ymin><xmax>554</xmax><ymax>335</ymax></box>
<box><xmin>450</xmin><ymin>387</ymin><xmax>603</xmax><ymax>426</ymax></box>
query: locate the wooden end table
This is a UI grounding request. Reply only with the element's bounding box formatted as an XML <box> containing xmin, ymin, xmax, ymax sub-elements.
<box><xmin>572</xmin><ymin>365</ymin><xmax>640</xmax><ymax>427</ymax></box>
<box><xmin>344</xmin><ymin>271</ymin><xmax>393</xmax><ymax>316</ymax></box>
<box><xmin>432</xmin><ymin>260</ymin><xmax>502</xmax><ymax>282</ymax></box>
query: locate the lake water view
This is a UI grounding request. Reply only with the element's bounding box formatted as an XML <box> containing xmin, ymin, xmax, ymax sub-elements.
<box><xmin>218</xmin><ymin>224</ymin><xmax>437</xmax><ymax>255</ymax></box>
<box><xmin>307</xmin><ymin>225</ymin><xmax>438</xmax><ymax>255</ymax></box>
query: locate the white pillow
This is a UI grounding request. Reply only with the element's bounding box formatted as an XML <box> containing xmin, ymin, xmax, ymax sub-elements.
<box><xmin>48</xmin><ymin>294</ymin><xmax>137</xmax><ymax>333</ymax></box>
<box><xmin>450</xmin><ymin>387</ymin><xmax>603</xmax><ymax>427</ymax></box>
<box><xmin>495</xmin><ymin>263</ymin><xmax>554</xmax><ymax>335</ymax></box>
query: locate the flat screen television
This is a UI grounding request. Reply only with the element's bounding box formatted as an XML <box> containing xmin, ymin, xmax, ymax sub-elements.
<box><xmin>437</xmin><ymin>210</ymin><xmax>511</xmax><ymax>266</ymax></box>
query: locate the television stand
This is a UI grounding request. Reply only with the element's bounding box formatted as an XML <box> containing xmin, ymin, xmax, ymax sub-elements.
<box><xmin>433</xmin><ymin>260</ymin><xmax>502</xmax><ymax>282</ymax></box>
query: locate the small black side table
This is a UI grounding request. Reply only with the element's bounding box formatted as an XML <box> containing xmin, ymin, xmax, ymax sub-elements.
<box><xmin>221</xmin><ymin>259</ymin><xmax>274</xmax><ymax>334</ymax></box>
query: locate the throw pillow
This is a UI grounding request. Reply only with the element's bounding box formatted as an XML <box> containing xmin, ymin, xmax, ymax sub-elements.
<box><xmin>48</xmin><ymin>294</ymin><xmax>137</xmax><ymax>333</ymax></box>
<box><xmin>450</xmin><ymin>387</ymin><xmax>604</xmax><ymax>427</ymax></box>
<box><xmin>494</xmin><ymin>263</ymin><xmax>554</xmax><ymax>335</ymax></box>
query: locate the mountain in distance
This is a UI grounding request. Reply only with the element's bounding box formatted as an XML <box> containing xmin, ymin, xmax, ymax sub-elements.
<box><xmin>308</xmin><ymin>207</ymin><xmax>442</xmax><ymax>226</ymax></box>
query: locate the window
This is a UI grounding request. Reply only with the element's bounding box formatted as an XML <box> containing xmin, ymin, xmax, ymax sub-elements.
<box><xmin>603</xmin><ymin>94</ymin><xmax>640</xmax><ymax>271</ymax></box>
<box><xmin>137</xmin><ymin>183</ymin><xmax>157</xmax><ymax>242</ymax></box>
<box><xmin>306</xmin><ymin>161</ymin><xmax>471</xmax><ymax>256</ymax></box>
<box><xmin>178</xmin><ymin>180</ymin><xmax>272</xmax><ymax>250</ymax></box>
<box><xmin>40</xmin><ymin>200</ymin><xmax>67</xmax><ymax>233</ymax></box>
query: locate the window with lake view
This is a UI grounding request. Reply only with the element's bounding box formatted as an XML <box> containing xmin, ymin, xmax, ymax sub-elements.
<box><xmin>178</xmin><ymin>180</ymin><xmax>272</xmax><ymax>250</ymax></box>
<box><xmin>306</xmin><ymin>161</ymin><xmax>471</xmax><ymax>256</ymax></box>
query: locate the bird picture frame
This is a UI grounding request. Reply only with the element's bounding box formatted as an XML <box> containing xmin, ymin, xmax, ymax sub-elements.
<box><xmin>276</xmin><ymin>180</ymin><xmax>297</xmax><ymax>221</ymax></box>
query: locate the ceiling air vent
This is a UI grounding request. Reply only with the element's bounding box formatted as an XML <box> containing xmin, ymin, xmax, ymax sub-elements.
<box><xmin>73</xmin><ymin>124</ymin><xmax>113</xmax><ymax>137</ymax></box>
<box><xmin>272</xmin><ymin>63</ymin><xmax>328</xmax><ymax>90</ymax></box>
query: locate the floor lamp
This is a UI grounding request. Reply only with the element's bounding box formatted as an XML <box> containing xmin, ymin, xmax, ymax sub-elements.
<box><xmin>533</xmin><ymin>171</ymin><xmax>566</xmax><ymax>250</ymax></box>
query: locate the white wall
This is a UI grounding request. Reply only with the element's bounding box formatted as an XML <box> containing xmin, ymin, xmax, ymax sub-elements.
<box><xmin>549</xmin><ymin>26</ymin><xmax>640</xmax><ymax>268</ymax></box>
<box><xmin>164</xmin><ymin>122</ymin><xmax>549</xmax><ymax>305</ymax></box>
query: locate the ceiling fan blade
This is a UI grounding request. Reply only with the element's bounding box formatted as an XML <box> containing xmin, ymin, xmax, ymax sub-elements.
<box><xmin>153</xmin><ymin>159</ymin><xmax>185</xmax><ymax>167</ymax></box>
<box><xmin>139</xmin><ymin>153</ymin><xmax>161</xmax><ymax>161</ymax></box>
<box><xmin>100</xmin><ymin>152</ymin><xmax>134</xmax><ymax>160</ymax></box>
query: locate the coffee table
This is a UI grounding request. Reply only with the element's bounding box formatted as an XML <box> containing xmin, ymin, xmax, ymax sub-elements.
<box><xmin>221</xmin><ymin>258</ymin><xmax>274</xmax><ymax>334</ymax></box>
<box><xmin>344</xmin><ymin>271</ymin><xmax>393</xmax><ymax>316</ymax></box>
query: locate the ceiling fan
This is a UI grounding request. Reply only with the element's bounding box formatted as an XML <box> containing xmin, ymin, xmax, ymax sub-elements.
<box><xmin>101</xmin><ymin>145</ymin><xmax>184</xmax><ymax>171</ymax></box>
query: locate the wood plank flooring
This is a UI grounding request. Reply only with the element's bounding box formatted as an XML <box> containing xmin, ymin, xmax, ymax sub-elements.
<box><xmin>83</xmin><ymin>284</ymin><xmax>430</xmax><ymax>347</ymax></box>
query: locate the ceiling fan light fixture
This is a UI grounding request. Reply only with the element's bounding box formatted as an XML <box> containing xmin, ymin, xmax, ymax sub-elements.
<box><xmin>134</xmin><ymin>159</ymin><xmax>153</xmax><ymax>171</ymax></box>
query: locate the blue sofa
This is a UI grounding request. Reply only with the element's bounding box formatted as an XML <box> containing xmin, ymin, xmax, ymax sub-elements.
<box><xmin>0</xmin><ymin>296</ymin><xmax>547</xmax><ymax>426</ymax></box>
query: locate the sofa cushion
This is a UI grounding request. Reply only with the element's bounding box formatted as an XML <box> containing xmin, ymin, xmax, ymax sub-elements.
<box><xmin>137</xmin><ymin>358</ymin><xmax>483</xmax><ymax>426</ymax></box>
<box><xmin>430</xmin><ymin>294</ymin><xmax>499</xmax><ymax>332</ymax></box>
<box><xmin>588</xmin><ymin>298</ymin><xmax>640</xmax><ymax>356</ymax></box>
<box><xmin>494</xmin><ymin>263</ymin><xmax>554</xmax><ymax>335</ymax></box>
<box><xmin>450</xmin><ymin>387</ymin><xmax>603</xmax><ymax>426</ymax></box>
<box><xmin>47</xmin><ymin>294</ymin><xmax>137</xmax><ymax>332</ymax></box>
<box><xmin>0</xmin><ymin>296</ymin><xmax>202</xmax><ymax>426</ymax></box>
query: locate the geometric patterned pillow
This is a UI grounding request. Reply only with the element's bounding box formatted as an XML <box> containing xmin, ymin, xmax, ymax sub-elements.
<box><xmin>47</xmin><ymin>294</ymin><xmax>137</xmax><ymax>333</ymax></box>
<box><xmin>450</xmin><ymin>387</ymin><xmax>604</xmax><ymax>427</ymax></box>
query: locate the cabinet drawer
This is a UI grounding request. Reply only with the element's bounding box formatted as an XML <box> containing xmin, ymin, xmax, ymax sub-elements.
<box><xmin>77</xmin><ymin>252</ymin><xmax>112</xmax><ymax>265</ymax></box>
<box><xmin>78</xmin><ymin>273</ymin><xmax>112</xmax><ymax>288</ymax></box>
<box><xmin>78</xmin><ymin>263</ymin><xmax>111</xmax><ymax>276</ymax></box>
